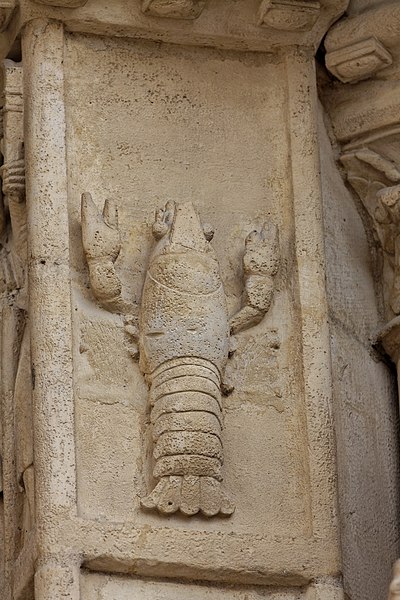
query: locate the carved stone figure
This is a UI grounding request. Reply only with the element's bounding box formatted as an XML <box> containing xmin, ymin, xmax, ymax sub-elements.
<box><xmin>0</xmin><ymin>62</ymin><xmax>34</xmax><ymax>558</ymax></box>
<box><xmin>138</xmin><ymin>202</ymin><xmax>233</xmax><ymax>516</ymax></box>
<box><xmin>1</xmin><ymin>153</ymin><xmax>34</xmax><ymax>542</ymax></box>
<box><xmin>341</xmin><ymin>149</ymin><xmax>400</xmax><ymax>316</ymax></box>
<box><xmin>81</xmin><ymin>192</ymin><xmax>132</xmax><ymax>314</ymax></box>
<box><xmin>81</xmin><ymin>197</ymin><xmax>280</xmax><ymax>517</ymax></box>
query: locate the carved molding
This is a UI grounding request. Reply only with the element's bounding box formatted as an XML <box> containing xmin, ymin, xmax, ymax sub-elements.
<box><xmin>141</xmin><ymin>0</ymin><xmax>206</xmax><ymax>19</ymax></box>
<box><xmin>33</xmin><ymin>0</ymin><xmax>88</xmax><ymax>7</ymax></box>
<box><xmin>326</xmin><ymin>37</ymin><xmax>392</xmax><ymax>83</ymax></box>
<box><xmin>258</xmin><ymin>0</ymin><xmax>320</xmax><ymax>31</ymax></box>
<box><xmin>10</xmin><ymin>0</ymin><xmax>348</xmax><ymax>56</ymax></box>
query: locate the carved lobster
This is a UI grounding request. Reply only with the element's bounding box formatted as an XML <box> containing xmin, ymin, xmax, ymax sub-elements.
<box><xmin>81</xmin><ymin>195</ymin><xmax>280</xmax><ymax>517</ymax></box>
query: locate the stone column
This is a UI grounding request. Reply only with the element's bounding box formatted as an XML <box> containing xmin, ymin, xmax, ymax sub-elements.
<box><xmin>22</xmin><ymin>18</ymin><xmax>79</xmax><ymax>600</ymax></box>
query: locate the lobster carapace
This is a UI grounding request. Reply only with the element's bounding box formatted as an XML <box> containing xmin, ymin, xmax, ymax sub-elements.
<box><xmin>139</xmin><ymin>201</ymin><xmax>233</xmax><ymax>516</ymax></box>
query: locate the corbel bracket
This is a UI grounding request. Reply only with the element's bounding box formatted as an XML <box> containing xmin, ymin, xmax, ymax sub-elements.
<box><xmin>142</xmin><ymin>0</ymin><xmax>206</xmax><ymax>19</ymax></box>
<box><xmin>258</xmin><ymin>0</ymin><xmax>320</xmax><ymax>32</ymax></box>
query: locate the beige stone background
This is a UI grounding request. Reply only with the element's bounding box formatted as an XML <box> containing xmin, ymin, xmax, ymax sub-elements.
<box><xmin>65</xmin><ymin>33</ymin><xmax>308</xmax><ymax>534</ymax></box>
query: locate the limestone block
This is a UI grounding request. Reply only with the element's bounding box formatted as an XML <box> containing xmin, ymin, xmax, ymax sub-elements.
<box><xmin>258</xmin><ymin>0</ymin><xmax>320</xmax><ymax>31</ymax></box>
<box><xmin>326</xmin><ymin>37</ymin><xmax>393</xmax><ymax>83</ymax></box>
<box><xmin>142</xmin><ymin>0</ymin><xmax>206</xmax><ymax>19</ymax></box>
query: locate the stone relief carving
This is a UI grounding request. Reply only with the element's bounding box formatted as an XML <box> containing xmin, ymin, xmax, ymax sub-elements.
<box><xmin>81</xmin><ymin>192</ymin><xmax>133</xmax><ymax>314</ymax></box>
<box><xmin>142</xmin><ymin>0</ymin><xmax>206</xmax><ymax>19</ymax></box>
<box><xmin>81</xmin><ymin>197</ymin><xmax>280</xmax><ymax>517</ymax></box>
<box><xmin>341</xmin><ymin>148</ymin><xmax>400</xmax><ymax>316</ymax></box>
<box><xmin>0</xmin><ymin>62</ymin><xmax>34</xmax><ymax>547</ymax></box>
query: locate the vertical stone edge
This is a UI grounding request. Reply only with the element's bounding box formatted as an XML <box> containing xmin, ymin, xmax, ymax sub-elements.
<box><xmin>22</xmin><ymin>18</ymin><xmax>80</xmax><ymax>600</ymax></box>
<box><xmin>285</xmin><ymin>48</ymin><xmax>343</xmax><ymax>586</ymax></box>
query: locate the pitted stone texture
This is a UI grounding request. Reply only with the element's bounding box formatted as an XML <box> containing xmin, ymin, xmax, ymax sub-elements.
<box><xmin>319</xmin><ymin>107</ymin><xmax>400</xmax><ymax>600</ymax></box>
<box><xmin>65</xmin><ymin>33</ymin><xmax>314</xmax><ymax>543</ymax></box>
<box><xmin>142</xmin><ymin>0</ymin><xmax>206</xmax><ymax>19</ymax></box>
<box><xmin>80</xmin><ymin>572</ymin><xmax>307</xmax><ymax>599</ymax></box>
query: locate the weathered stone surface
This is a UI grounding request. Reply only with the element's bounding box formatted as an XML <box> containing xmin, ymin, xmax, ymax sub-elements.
<box><xmin>258</xmin><ymin>0</ymin><xmax>320</xmax><ymax>31</ymax></box>
<box><xmin>326</xmin><ymin>37</ymin><xmax>393</xmax><ymax>83</ymax></box>
<box><xmin>142</xmin><ymin>0</ymin><xmax>206</xmax><ymax>19</ymax></box>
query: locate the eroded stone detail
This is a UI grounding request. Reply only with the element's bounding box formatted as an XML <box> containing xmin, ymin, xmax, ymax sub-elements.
<box><xmin>0</xmin><ymin>62</ymin><xmax>34</xmax><ymax>550</ymax></box>
<box><xmin>326</xmin><ymin>37</ymin><xmax>392</xmax><ymax>84</ymax></box>
<box><xmin>142</xmin><ymin>0</ymin><xmax>206</xmax><ymax>19</ymax></box>
<box><xmin>341</xmin><ymin>149</ymin><xmax>400</xmax><ymax>316</ymax></box>
<box><xmin>258</xmin><ymin>0</ymin><xmax>320</xmax><ymax>31</ymax></box>
<box><xmin>81</xmin><ymin>199</ymin><xmax>280</xmax><ymax>517</ymax></box>
<box><xmin>230</xmin><ymin>223</ymin><xmax>280</xmax><ymax>334</ymax></box>
<box><xmin>33</xmin><ymin>0</ymin><xmax>88</xmax><ymax>6</ymax></box>
<box><xmin>81</xmin><ymin>192</ymin><xmax>133</xmax><ymax>314</ymax></box>
<box><xmin>0</xmin><ymin>1</ymin><xmax>16</xmax><ymax>33</ymax></box>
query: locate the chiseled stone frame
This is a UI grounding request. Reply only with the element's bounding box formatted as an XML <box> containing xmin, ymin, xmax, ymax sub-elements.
<box><xmin>0</xmin><ymin>0</ymin><xmax>349</xmax><ymax>599</ymax></box>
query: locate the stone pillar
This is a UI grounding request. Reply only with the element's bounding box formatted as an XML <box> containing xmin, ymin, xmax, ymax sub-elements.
<box><xmin>23</xmin><ymin>18</ymin><xmax>78</xmax><ymax>600</ymax></box>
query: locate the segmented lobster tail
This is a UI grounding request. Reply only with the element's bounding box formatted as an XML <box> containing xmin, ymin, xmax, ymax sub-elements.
<box><xmin>141</xmin><ymin>357</ymin><xmax>235</xmax><ymax>516</ymax></box>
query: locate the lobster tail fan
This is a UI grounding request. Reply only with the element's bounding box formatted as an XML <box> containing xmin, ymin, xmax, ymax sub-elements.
<box><xmin>141</xmin><ymin>476</ymin><xmax>235</xmax><ymax>517</ymax></box>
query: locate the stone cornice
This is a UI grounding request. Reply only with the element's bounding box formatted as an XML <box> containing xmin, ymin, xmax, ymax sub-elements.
<box><xmin>0</xmin><ymin>0</ymin><xmax>348</xmax><ymax>57</ymax></box>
